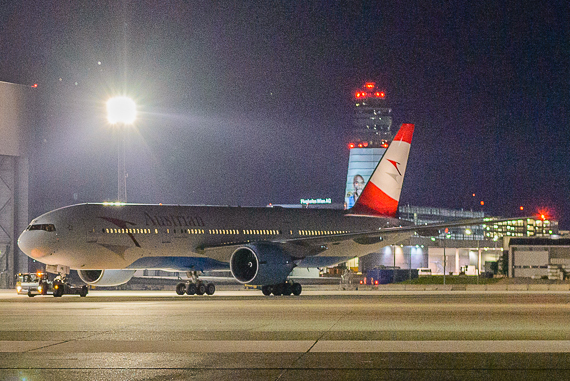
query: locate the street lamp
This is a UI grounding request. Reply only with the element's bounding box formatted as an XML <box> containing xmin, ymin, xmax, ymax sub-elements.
<box><xmin>106</xmin><ymin>97</ymin><xmax>136</xmax><ymax>202</ymax></box>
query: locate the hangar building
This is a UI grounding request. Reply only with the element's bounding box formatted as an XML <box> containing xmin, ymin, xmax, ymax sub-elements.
<box><xmin>0</xmin><ymin>81</ymin><xmax>34</xmax><ymax>288</ymax></box>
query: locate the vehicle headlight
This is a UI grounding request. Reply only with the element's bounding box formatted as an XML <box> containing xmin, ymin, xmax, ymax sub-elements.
<box><xmin>38</xmin><ymin>286</ymin><xmax>43</xmax><ymax>293</ymax></box>
<box><xmin>16</xmin><ymin>286</ymin><xmax>21</xmax><ymax>292</ymax></box>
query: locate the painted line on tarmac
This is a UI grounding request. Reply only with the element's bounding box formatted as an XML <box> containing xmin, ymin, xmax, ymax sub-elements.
<box><xmin>3</xmin><ymin>340</ymin><xmax>570</xmax><ymax>353</ymax></box>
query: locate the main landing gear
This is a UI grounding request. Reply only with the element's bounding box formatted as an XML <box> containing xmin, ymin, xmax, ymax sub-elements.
<box><xmin>261</xmin><ymin>281</ymin><xmax>302</xmax><ymax>296</ymax></box>
<box><xmin>175</xmin><ymin>271</ymin><xmax>215</xmax><ymax>296</ymax></box>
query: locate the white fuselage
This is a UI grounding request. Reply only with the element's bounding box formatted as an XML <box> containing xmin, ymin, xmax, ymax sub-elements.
<box><xmin>18</xmin><ymin>203</ymin><xmax>410</xmax><ymax>271</ymax></box>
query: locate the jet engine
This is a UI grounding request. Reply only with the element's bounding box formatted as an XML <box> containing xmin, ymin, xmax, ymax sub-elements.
<box><xmin>230</xmin><ymin>244</ymin><xmax>295</xmax><ymax>285</ymax></box>
<box><xmin>77</xmin><ymin>269</ymin><xmax>136</xmax><ymax>287</ymax></box>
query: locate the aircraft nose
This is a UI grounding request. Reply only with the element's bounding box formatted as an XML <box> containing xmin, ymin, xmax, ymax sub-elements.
<box><xmin>18</xmin><ymin>229</ymin><xmax>53</xmax><ymax>259</ymax></box>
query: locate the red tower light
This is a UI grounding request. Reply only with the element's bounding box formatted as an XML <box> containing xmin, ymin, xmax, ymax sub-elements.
<box><xmin>365</xmin><ymin>82</ymin><xmax>375</xmax><ymax>89</ymax></box>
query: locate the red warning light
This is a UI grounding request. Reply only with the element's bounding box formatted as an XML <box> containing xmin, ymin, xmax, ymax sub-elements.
<box><xmin>348</xmin><ymin>143</ymin><xmax>355</xmax><ymax>149</ymax></box>
<box><xmin>355</xmin><ymin>92</ymin><xmax>361</xmax><ymax>98</ymax></box>
<box><xmin>374</xmin><ymin>280</ymin><xmax>379</xmax><ymax>285</ymax></box>
<box><xmin>375</xmin><ymin>91</ymin><xmax>385</xmax><ymax>98</ymax></box>
<box><xmin>358</xmin><ymin>143</ymin><xmax>363</xmax><ymax>148</ymax></box>
<box><xmin>480</xmin><ymin>201</ymin><xmax>485</xmax><ymax>206</ymax></box>
<box><xmin>31</xmin><ymin>83</ymin><xmax>38</xmax><ymax>88</ymax></box>
<box><xmin>365</xmin><ymin>82</ymin><xmax>375</xmax><ymax>89</ymax></box>
<box><xmin>536</xmin><ymin>208</ymin><xmax>551</xmax><ymax>221</ymax></box>
<box><xmin>520</xmin><ymin>206</ymin><xmax>524</xmax><ymax>211</ymax></box>
<box><xmin>363</xmin><ymin>142</ymin><xmax>369</xmax><ymax>147</ymax></box>
<box><xmin>381</xmin><ymin>143</ymin><xmax>389</xmax><ymax>148</ymax></box>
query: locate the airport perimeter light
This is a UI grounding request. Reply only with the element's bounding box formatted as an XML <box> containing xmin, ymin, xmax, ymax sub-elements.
<box><xmin>106</xmin><ymin>97</ymin><xmax>136</xmax><ymax>203</ymax></box>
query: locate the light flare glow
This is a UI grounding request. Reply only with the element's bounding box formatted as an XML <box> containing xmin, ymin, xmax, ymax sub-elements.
<box><xmin>106</xmin><ymin>97</ymin><xmax>137</xmax><ymax>124</ymax></box>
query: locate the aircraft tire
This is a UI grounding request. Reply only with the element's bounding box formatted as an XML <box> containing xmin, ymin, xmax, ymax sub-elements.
<box><xmin>283</xmin><ymin>283</ymin><xmax>292</xmax><ymax>296</ymax></box>
<box><xmin>196</xmin><ymin>282</ymin><xmax>206</xmax><ymax>295</ymax></box>
<box><xmin>272</xmin><ymin>284</ymin><xmax>283</xmax><ymax>296</ymax></box>
<box><xmin>292</xmin><ymin>283</ymin><xmax>302</xmax><ymax>296</ymax></box>
<box><xmin>80</xmin><ymin>285</ymin><xmax>88</xmax><ymax>297</ymax></box>
<box><xmin>175</xmin><ymin>282</ymin><xmax>187</xmax><ymax>295</ymax></box>
<box><xmin>261</xmin><ymin>285</ymin><xmax>272</xmax><ymax>296</ymax></box>
<box><xmin>186</xmin><ymin>283</ymin><xmax>197</xmax><ymax>295</ymax></box>
<box><xmin>206</xmin><ymin>283</ymin><xmax>215</xmax><ymax>295</ymax></box>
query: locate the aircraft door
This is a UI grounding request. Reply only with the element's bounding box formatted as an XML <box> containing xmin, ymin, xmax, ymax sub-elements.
<box><xmin>84</xmin><ymin>219</ymin><xmax>99</xmax><ymax>243</ymax></box>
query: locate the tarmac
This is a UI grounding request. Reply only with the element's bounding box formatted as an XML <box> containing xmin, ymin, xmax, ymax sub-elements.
<box><xmin>1</xmin><ymin>288</ymin><xmax>570</xmax><ymax>380</ymax></box>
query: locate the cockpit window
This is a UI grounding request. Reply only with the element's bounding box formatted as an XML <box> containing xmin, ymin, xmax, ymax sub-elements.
<box><xmin>27</xmin><ymin>224</ymin><xmax>56</xmax><ymax>232</ymax></box>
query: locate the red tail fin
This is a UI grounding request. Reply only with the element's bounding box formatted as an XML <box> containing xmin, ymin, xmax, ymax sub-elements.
<box><xmin>349</xmin><ymin>123</ymin><xmax>415</xmax><ymax>217</ymax></box>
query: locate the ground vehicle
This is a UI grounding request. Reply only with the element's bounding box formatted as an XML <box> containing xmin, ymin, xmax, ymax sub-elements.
<box><xmin>15</xmin><ymin>272</ymin><xmax>88</xmax><ymax>297</ymax></box>
<box><xmin>52</xmin><ymin>278</ymin><xmax>89</xmax><ymax>297</ymax></box>
<box><xmin>15</xmin><ymin>272</ymin><xmax>51</xmax><ymax>297</ymax></box>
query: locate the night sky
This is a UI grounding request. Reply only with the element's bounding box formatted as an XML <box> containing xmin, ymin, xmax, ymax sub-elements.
<box><xmin>1</xmin><ymin>1</ymin><xmax>569</xmax><ymax>228</ymax></box>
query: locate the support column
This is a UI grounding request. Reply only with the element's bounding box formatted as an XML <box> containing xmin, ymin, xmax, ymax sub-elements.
<box><xmin>455</xmin><ymin>249</ymin><xmax>460</xmax><ymax>274</ymax></box>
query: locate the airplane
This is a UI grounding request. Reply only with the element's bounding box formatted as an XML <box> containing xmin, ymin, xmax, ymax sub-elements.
<box><xmin>17</xmin><ymin>123</ymin><xmax>505</xmax><ymax>296</ymax></box>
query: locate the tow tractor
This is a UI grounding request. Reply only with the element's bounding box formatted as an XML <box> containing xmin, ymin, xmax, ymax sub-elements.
<box><xmin>52</xmin><ymin>276</ymin><xmax>89</xmax><ymax>297</ymax></box>
<box><xmin>15</xmin><ymin>272</ymin><xmax>51</xmax><ymax>297</ymax></box>
<box><xmin>15</xmin><ymin>271</ymin><xmax>88</xmax><ymax>297</ymax></box>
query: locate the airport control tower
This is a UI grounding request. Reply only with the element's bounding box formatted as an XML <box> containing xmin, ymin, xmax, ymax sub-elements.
<box><xmin>345</xmin><ymin>82</ymin><xmax>394</xmax><ymax>209</ymax></box>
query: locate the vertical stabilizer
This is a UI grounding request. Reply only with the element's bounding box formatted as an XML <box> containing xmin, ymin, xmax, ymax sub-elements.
<box><xmin>349</xmin><ymin>123</ymin><xmax>414</xmax><ymax>217</ymax></box>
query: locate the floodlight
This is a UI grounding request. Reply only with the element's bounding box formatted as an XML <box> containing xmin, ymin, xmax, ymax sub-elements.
<box><xmin>107</xmin><ymin>97</ymin><xmax>136</xmax><ymax>124</ymax></box>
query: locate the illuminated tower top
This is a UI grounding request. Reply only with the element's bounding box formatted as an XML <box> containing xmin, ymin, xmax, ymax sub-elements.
<box><xmin>351</xmin><ymin>82</ymin><xmax>393</xmax><ymax>146</ymax></box>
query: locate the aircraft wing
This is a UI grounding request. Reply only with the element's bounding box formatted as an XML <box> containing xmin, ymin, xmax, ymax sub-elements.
<box><xmin>196</xmin><ymin>216</ymin><xmax>526</xmax><ymax>254</ymax></box>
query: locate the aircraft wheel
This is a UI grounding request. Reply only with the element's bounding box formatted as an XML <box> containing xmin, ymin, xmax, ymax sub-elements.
<box><xmin>80</xmin><ymin>285</ymin><xmax>88</xmax><ymax>297</ymax></box>
<box><xmin>206</xmin><ymin>283</ymin><xmax>215</xmax><ymax>295</ymax></box>
<box><xmin>272</xmin><ymin>284</ymin><xmax>283</xmax><ymax>296</ymax></box>
<box><xmin>261</xmin><ymin>285</ymin><xmax>272</xmax><ymax>296</ymax></box>
<box><xmin>196</xmin><ymin>282</ymin><xmax>206</xmax><ymax>295</ymax></box>
<box><xmin>283</xmin><ymin>283</ymin><xmax>292</xmax><ymax>296</ymax></box>
<box><xmin>292</xmin><ymin>282</ymin><xmax>302</xmax><ymax>296</ymax></box>
<box><xmin>175</xmin><ymin>282</ymin><xmax>187</xmax><ymax>295</ymax></box>
<box><xmin>186</xmin><ymin>283</ymin><xmax>197</xmax><ymax>295</ymax></box>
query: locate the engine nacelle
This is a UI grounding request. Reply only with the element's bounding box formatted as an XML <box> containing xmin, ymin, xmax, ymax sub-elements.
<box><xmin>77</xmin><ymin>269</ymin><xmax>136</xmax><ymax>287</ymax></box>
<box><xmin>230</xmin><ymin>244</ymin><xmax>295</xmax><ymax>285</ymax></box>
